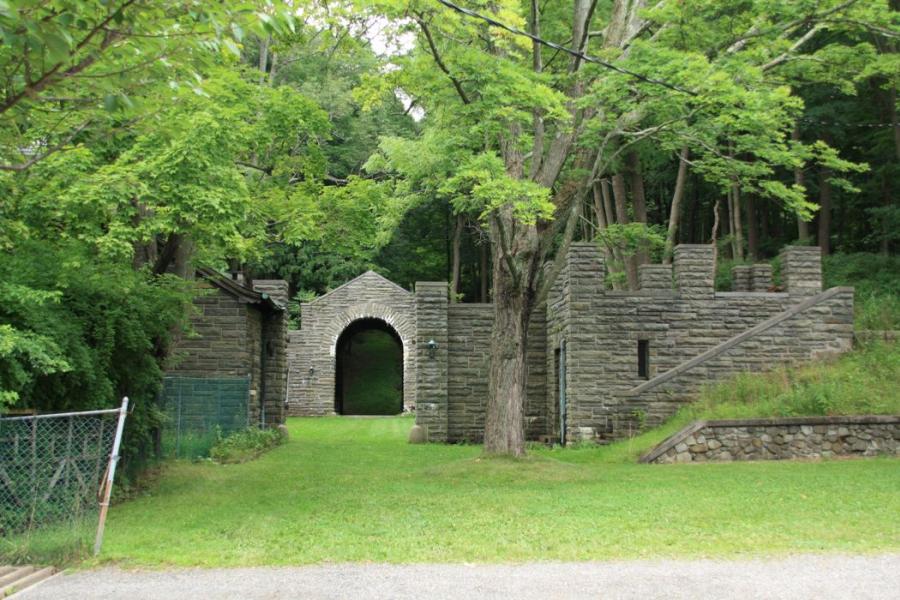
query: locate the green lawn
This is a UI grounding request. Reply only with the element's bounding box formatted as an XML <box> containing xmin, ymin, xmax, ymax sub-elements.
<box><xmin>92</xmin><ymin>416</ymin><xmax>900</xmax><ymax>567</ymax></box>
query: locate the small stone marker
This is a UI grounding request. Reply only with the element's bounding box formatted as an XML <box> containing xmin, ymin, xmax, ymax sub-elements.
<box><xmin>408</xmin><ymin>424</ymin><xmax>427</xmax><ymax>444</ymax></box>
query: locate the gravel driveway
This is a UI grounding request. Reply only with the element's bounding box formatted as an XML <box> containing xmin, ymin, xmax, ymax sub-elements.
<box><xmin>17</xmin><ymin>554</ymin><xmax>900</xmax><ymax>599</ymax></box>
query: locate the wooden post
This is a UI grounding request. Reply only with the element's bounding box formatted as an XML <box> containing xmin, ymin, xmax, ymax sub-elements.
<box><xmin>93</xmin><ymin>397</ymin><xmax>128</xmax><ymax>556</ymax></box>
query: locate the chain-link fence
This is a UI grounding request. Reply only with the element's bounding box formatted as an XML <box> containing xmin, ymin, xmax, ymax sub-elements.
<box><xmin>0</xmin><ymin>400</ymin><xmax>127</xmax><ymax>562</ymax></box>
<box><xmin>159</xmin><ymin>376</ymin><xmax>250</xmax><ymax>459</ymax></box>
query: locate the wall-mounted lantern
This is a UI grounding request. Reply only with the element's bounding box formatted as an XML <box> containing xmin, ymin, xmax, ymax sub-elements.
<box><xmin>426</xmin><ymin>339</ymin><xmax>438</xmax><ymax>359</ymax></box>
<box><xmin>308</xmin><ymin>366</ymin><xmax>315</xmax><ymax>377</ymax></box>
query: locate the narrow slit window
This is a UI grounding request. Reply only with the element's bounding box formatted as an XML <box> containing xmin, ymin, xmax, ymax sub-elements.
<box><xmin>638</xmin><ymin>340</ymin><xmax>650</xmax><ymax>379</ymax></box>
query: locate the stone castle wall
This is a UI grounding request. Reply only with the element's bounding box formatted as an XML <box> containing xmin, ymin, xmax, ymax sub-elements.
<box><xmin>168</xmin><ymin>283</ymin><xmax>255</xmax><ymax>379</ymax></box>
<box><xmin>641</xmin><ymin>416</ymin><xmax>899</xmax><ymax>463</ymax></box>
<box><xmin>167</xmin><ymin>277</ymin><xmax>289</xmax><ymax>427</ymax></box>
<box><xmin>253</xmin><ymin>280</ymin><xmax>289</xmax><ymax>426</ymax></box>
<box><xmin>286</xmin><ymin>244</ymin><xmax>853</xmax><ymax>446</ymax></box>
<box><xmin>548</xmin><ymin>244</ymin><xmax>854</xmax><ymax>443</ymax></box>
<box><xmin>445</xmin><ymin>304</ymin><xmax>548</xmax><ymax>443</ymax></box>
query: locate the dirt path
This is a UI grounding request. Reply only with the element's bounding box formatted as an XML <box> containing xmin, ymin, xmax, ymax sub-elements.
<box><xmin>16</xmin><ymin>554</ymin><xmax>900</xmax><ymax>599</ymax></box>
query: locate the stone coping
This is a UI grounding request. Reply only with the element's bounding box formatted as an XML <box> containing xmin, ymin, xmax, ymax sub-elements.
<box><xmin>626</xmin><ymin>286</ymin><xmax>854</xmax><ymax>397</ymax></box>
<box><xmin>638</xmin><ymin>414</ymin><xmax>900</xmax><ymax>464</ymax></box>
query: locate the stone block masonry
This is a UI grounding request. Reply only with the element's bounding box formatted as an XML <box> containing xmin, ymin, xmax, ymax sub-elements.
<box><xmin>547</xmin><ymin>243</ymin><xmax>853</xmax><ymax>444</ymax></box>
<box><xmin>446</xmin><ymin>304</ymin><xmax>547</xmax><ymax>442</ymax></box>
<box><xmin>641</xmin><ymin>416</ymin><xmax>899</xmax><ymax>463</ymax></box>
<box><xmin>415</xmin><ymin>282</ymin><xmax>448</xmax><ymax>440</ymax></box>
<box><xmin>286</xmin><ymin>242</ymin><xmax>853</xmax><ymax>446</ymax></box>
<box><xmin>167</xmin><ymin>271</ymin><xmax>290</xmax><ymax>428</ymax></box>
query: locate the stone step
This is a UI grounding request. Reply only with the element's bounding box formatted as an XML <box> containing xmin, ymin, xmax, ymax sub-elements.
<box><xmin>0</xmin><ymin>570</ymin><xmax>13</xmax><ymax>579</ymax></box>
<box><xmin>0</xmin><ymin>569</ymin><xmax>32</xmax><ymax>590</ymax></box>
<box><xmin>1</xmin><ymin>566</ymin><xmax>56</xmax><ymax>598</ymax></box>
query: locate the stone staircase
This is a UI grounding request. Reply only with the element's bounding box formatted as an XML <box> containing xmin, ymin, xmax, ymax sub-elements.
<box><xmin>0</xmin><ymin>566</ymin><xmax>56</xmax><ymax>598</ymax></box>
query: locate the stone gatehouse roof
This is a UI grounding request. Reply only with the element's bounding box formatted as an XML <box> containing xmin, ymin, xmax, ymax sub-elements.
<box><xmin>196</xmin><ymin>267</ymin><xmax>284</xmax><ymax>312</ymax></box>
<box><xmin>305</xmin><ymin>270</ymin><xmax>411</xmax><ymax>305</ymax></box>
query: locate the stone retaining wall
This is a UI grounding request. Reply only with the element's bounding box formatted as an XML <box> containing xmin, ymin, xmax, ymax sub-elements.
<box><xmin>641</xmin><ymin>416</ymin><xmax>899</xmax><ymax>464</ymax></box>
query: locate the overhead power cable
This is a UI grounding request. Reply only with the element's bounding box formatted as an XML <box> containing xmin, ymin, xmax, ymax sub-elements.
<box><xmin>434</xmin><ymin>0</ymin><xmax>698</xmax><ymax>96</ymax></box>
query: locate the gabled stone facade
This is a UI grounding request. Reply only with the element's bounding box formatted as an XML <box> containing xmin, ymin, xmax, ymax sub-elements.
<box><xmin>287</xmin><ymin>271</ymin><xmax>417</xmax><ymax>415</ymax></box>
<box><xmin>286</xmin><ymin>245</ymin><xmax>854</xmax><ymax>444</ymax></box>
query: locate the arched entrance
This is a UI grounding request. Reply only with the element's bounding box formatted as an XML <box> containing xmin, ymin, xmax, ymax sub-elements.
<box><xmin>334</xmin><ymin>318</ymin><xmax>404</xmax><ymax>415</ymax></box>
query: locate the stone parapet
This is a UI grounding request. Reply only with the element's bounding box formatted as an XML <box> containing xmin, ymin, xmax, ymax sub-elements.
<box><xmin>673</xmin><ymin>245</ymin><xmax>714</xmax><ymax>297</ymax></box>
<box><xmin>750</xmin><ymin>264</ymin><xmax>773</xmax><ymax>292</ymax></box>
<box><xmin>731</xmin><ymin>266</ymin><xmax>751</xmax><ymax>291</ymax></box>
<box><xmin>639</xmin><ymin>265</ymin><xmax>673</xmax><ymax>291</ymax></box>
<box><xmin>780</xmin><ymin>246</ymin><xmax>822</xmax><ymax>296</ymax></box>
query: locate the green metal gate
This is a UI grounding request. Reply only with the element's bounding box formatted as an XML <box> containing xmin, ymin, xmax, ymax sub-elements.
<box><xmin>158</xmin><ymin>376</ymin><xmax>250</xmax><ymax>458</ymax></box>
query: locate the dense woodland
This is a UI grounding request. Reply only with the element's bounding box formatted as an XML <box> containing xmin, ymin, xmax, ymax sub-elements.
<box><xmin>0</xmin><ymin>1</ymin><xmax>897</xmax><ymax>462</ymax></box>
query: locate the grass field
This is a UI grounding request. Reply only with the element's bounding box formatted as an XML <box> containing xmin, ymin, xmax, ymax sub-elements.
<box><xmin>88</xmin><ymin>416</ymin><xmax>900</xmax><ymax>567</ymax></box>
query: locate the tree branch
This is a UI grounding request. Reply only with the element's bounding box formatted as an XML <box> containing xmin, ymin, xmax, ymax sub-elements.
<box><xmin>0</xmin><ymin>120</ymin><xmax>91</xmax><ymax>171</ymax></box>
<box><xmin>414</xmin><ymin>15</ymin><xmax>471</xmax><ymax>105</ymax></box>
<box><xmin>0</xmin><ymin>0</ymin><xmax>136</xmax><ymax>114</ymax></box>
<box><xmin>762</xmin><ymin>24</ymin><xmax>824</xmax><ymax>71</ymax></box>
<box><xmin>492</xmin><ymin>212</ymin><xmax>522</xmax><ymax>289</ymax></box>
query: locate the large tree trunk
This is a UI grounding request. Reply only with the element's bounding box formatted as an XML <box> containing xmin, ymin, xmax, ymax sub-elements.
<box><xmin>592</xmin><ymin>181</ymin><xmax>608</xmax><ymax>231</ymax></box>
<box><xmin>131</xmin><ymin>199</ymin><xmax>157</xmax><ymax>270</ymax></box>
<box><xmin>482</xmin><ymin>0</ymin><xmax>595</xmax><ymax>456</ymax></box>
<box><xmin>626</xmin><ymin>151</ymin><xmax>649</xmax><ymax>265</ymax></box>
<box><xmin>480</xmin><ymin>241</ymin><xmax>489</xmax><ymax>302</ymax></box>
<box><xmin>730</xmin><ymin>181</ymin><xmax>745</xmax><ymax>261</ymax></box>
<box><xmin>600</xmin><ymin>178</ymin><xmax>625</xmax><ymax>289</ymax></box>
<box><xmin>450</xmin><ymin>213</ymin><xmax>463</xmax><ymax>302</ymax></box>
<box><xmin>817</xmin><ymin>167</ymin><xmax>832</xmax><ymax>255</ymax></box>
<box><xmin>711</xmin><ymin>197</ymin><xmax>722</xmax><ymax>273</ymax></box>
<box><xmin>484</xmin><ymin>208</ymin><xmax>536</xmax><ymax>456</ymax></box>
<box><xmin>746</xmin><ymin>192</ymin><xmax>759</xmax><ymax>260</ymax></box>
<box><xmin>663</xmin><ymin>147</ymin><xmax>689</xmax><ymax>263</ymax></box>
<box><xmin>258</xmin><ymin>36</ymin><xmax>270</xmax><ymax>85</ymax></box>
<box><xmin>611</xmin><ymin>173</ymin><xmax>639</xmax><ymax>289</ymax></box>
<box><xmin>172</xmin><ymin>235</ymin><xmax>195</xmax><ymax>279</ymax></box>
<box><xmin>792</xmin><ymin>127</ymin><xmax>810</xmax><ymax>242</ymax></box>
<box><xmin>601</xmin><ymin>177</ymin><xmax>616</xmax><ymax>228</ymax></box>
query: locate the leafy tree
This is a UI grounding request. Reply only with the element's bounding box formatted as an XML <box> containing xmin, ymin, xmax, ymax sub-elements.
<box><xmin>365</xmin><ymin>0</ymin><xmax>895</xmax><ymax>455</ymax></box>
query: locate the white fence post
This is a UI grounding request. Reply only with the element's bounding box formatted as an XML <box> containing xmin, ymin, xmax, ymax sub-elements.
<box><xmin>93</xmin><ymin>396</ymin><xmax>129</xmax><ymax>556</ymax></box>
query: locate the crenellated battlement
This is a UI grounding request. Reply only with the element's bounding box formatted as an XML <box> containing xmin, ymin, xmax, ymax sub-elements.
<box><xmin>546</xmin><ymin>241</ymin><xmax>850</xmax><ymax>444</ymax></box>
<box><xmin>561</xmin><ymin>242</ymin><xmax>824</xmax><ymax>297</ymax></box>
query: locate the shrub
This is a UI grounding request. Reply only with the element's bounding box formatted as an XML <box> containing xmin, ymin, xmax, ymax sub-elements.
<box><xmin>209</xmin><ymin>427</ymin><xmax>284</xmax><ymax>464</ymax></box>
<box><xmin>0</xmin><ymin>240</ymin><xmax>193</xmax><ymax>483</ymax></box>
<box><xmin>822</xmin><ymin>253</ymin><xmax>900</xmax><ymax>331</ymax></box>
